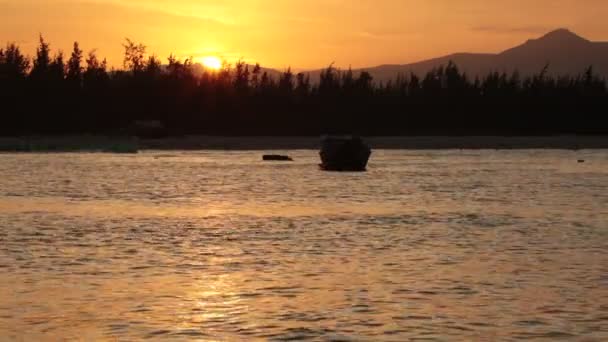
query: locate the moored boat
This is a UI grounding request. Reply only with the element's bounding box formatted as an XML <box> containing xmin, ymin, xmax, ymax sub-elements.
<box><xmin>319</xmin><ymin>136</ymin><xmax>371</xmax><ymax>171</ymax></box>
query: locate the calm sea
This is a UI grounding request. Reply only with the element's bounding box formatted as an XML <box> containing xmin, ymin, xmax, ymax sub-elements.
<box><xmin>0</xmin><ymin>150</ymin><xmax>607</xmax><ymax>341</ymax></box>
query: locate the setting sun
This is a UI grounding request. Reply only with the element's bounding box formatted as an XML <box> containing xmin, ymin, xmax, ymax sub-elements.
<box><xmin>200</xmin><ymin>56</ymin><xmax>223</xmax><ymax>70</ymax></box>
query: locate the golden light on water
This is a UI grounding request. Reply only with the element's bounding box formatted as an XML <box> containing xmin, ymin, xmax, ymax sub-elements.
<box><xmin>200</xmin><ymin>56</ymin><xmax>223</xmax><ymax>70</ymax></box>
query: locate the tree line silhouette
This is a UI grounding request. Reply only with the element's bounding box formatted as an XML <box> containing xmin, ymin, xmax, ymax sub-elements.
<box><xmin>1</xmin><ymin>37</ymin><xmax>607</xmax><ymax>136</ymax></box>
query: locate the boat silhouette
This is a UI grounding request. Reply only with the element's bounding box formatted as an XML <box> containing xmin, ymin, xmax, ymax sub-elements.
<box><xmin>319</xmin><ymin>136</ymin><xmax>371</xmax><ymax>172</ymax></box>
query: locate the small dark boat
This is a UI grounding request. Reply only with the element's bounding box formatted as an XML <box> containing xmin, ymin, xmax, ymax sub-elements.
<box><xmin>319</xmin><ymin>136</ymin><xmax>371</xmax><ymax>171</ymax></box>
<box><xmin>263</xmin><ymin>155</ymin><xmax>293</xmax><ymax>161</ymax></box>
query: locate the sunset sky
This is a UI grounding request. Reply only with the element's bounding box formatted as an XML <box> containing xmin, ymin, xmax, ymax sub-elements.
<box><xmin>1</xmin><ymin>0</ymin><xmax>607</xmax><ymax>70</ymax></box>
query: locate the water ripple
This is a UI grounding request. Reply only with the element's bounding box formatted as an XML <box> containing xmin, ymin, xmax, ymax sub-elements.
<box><xmin>1</xmin><ymin>150</ymin><xmax>607</xmax><ymax>340</ymax></box>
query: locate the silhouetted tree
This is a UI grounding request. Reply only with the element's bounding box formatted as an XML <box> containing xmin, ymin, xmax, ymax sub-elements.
<box><xmin>0</xmin><ymin>43</ymin><xmax>29</xmax><ymax>80</ymax></box>
<box><xmin>233</xmin><ymin>60</ymin><xmax>250</xmax><ymax>93</ymax></box>
<box><xmin>66</xmin><ymin>42</ymin><xmax>83</xmax><ymax>84</ymax></box>
<box><xmin>83</xmin><ymin>50</ymin><xmax>108</xmax><ymax>87</ymax></box>
<box><xmin>319</xmin><ymin>63</ymin><xmax>340</xmax><ymax>96</ymax></box>
<box><xmin>296</xmin><ymin>72</ymin><xmax>311</xmax><ymax>95</ymax></box>
<box><xmin>49</xmin><ymin>52</ymin><xmax>65</xmax><ymax>82</ymax></box>
<box><xmin>1</xmin><ymin>35</ymin><xmax>607</xmax><ymax>136</ymax></box>
<box><xmin>279</xmin><ymin>68</ymin><xmax>294</xmax><ymax>93</ymax></box>
<box><xmin>30</xmin><ymin>35</ymin><xmax>51</xmax><ymax>82</ymax></box>
<box><xmin>123</xmin><ymin>39</ymin><xmax>146</xmax><ymax>73</ymax></box>
<box><xmin>259</xmin><ymin>71</ymin><xmax>274</xmax><ymax>92</ymax></box>
<box><xmin>251</xmin><ymin>63</ymin><xmax>261</xmax><ymax>89</ymax></box>
<box><xmin>144</xmin><ymin>55</ymin><xmax>162</xmax><ymax>78</ymax></box>
<box><xmin>356</xmin><ymin>71</ymin><xmax>373</xmax><ymax>92</ymax></box>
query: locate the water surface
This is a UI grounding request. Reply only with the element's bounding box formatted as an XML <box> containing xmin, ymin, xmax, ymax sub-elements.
<box><xmin>0</xmin><ymin>150</ymin><xmax>607</xmax><ymax>340</ymax></box>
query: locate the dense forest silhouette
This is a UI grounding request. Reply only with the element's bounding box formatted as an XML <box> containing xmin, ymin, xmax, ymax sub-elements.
<box><xmin>1</xmin><ymin>37</ymin><xmax>607</xmax><ymax>137</ymax></box>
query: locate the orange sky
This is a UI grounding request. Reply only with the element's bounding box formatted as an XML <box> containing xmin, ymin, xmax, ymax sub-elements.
<box><xmin>1</xmin><ymin>0</ymin><xmax>607</xmax><ymax>69</ymax></box>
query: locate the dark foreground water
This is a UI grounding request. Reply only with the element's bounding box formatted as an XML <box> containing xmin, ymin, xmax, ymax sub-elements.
<box><xmin>0</xmin><ymin>150</ymin><xmax>607</xmax><ymax>341</ymax></box>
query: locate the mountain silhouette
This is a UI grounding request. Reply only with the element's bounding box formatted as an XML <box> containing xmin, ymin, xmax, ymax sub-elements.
<box><xmin>305</xmin><ymin>29</ymin><xmax>608</xmax><ymax>83</ymax></box>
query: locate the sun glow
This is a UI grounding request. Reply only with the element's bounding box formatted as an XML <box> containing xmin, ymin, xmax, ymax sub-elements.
<box><xmin>200</xmin><ymin>56</ymin><xmax>223</xmax><ymax>70</ymax></box>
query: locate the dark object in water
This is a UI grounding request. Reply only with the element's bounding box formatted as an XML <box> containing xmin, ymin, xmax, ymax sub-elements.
<box><xmin>319</xmin><ymin>136</ymin><xmax>372</xmax><ymax>171</ymax></box>
<box><xmin>578</xmin><ymin>159</ymin><xmax>585</xmax><ymax>163</ymax></box>
<box><xmin>263</xmin><ymin>155</ymin><xmax>293</xmax><ymax>161</ymax></box>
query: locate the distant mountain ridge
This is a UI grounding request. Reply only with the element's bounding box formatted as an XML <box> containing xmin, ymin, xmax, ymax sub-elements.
<box><xmin>303</xmin><ymin>29</ymin><xmax>608</xmax><ymax>83</ymax></box>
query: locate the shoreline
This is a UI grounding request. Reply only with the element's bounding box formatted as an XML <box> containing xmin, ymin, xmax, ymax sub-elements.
<box><xmin>1</xmin><ymin>135</ymin><xmax>608</xmax><ymax>152</ymax></box>
<box><xmin>143</xmin><ymin>136</ymin><xmax>608</xmax><ymax>150</ymax></box>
